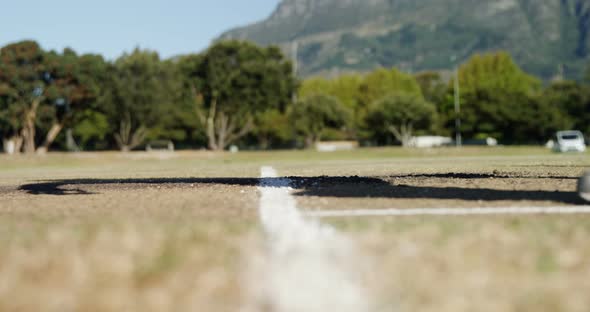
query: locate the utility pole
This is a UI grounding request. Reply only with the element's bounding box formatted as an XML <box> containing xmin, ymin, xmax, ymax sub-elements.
<box><xmin>291</xmin><ymin>40</ymin><xmax>298</xmax><ymax>78</ymax></box>
<box><xmin>291</xmin><ymin>40</ymin><xmax>299</xmax><ymax>103</ymax></box>
<box><xmin>290</xmin><ymin>40</ymin><xmax>300</xmax><ymax>148</ymax></box>
<box><xmin>454</xmin><ymin>66</ymin><xmax>462</xmax><ymax>147</ymax></box>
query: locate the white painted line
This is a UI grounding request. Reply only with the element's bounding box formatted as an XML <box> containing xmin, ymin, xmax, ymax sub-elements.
<box><xmin>252</xmin><ymin>166</ymin><xmax>370</xmax><ymax>312</ymax></box>
<box><xmin>304</xmin><ymin>206</ymin><xmax>590</xmax><ymax>218</ymax></box>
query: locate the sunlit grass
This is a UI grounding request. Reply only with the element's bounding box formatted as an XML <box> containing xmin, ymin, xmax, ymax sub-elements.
<box><xmin>0</xmin><ymin>148</ymin><xmax>588</xmax><ymax>311</ymax></box>
<box><xmin>0</xmin><ymin>215</ymin><xmax>256</xmax><ymax>311</ymax></box>
<box><xmin>330</xmin><ymin>216</ymin><xmax>590</xmax><ymax>312</ymax></box>
<box><xmin>0</xmin><ymin>146</ymin><xmax>566</xmax><ymax>171</ymax></box>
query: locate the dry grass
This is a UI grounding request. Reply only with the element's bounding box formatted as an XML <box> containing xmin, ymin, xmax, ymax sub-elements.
<box><xmin>0</xmin><ymin>151</ymin><xmax>262</xmax><ymax>312</ymax></box>
<box><xmin>0</xmin><ymin>216</ymin><xmax>256</xmax><ymax>312</ymax></box>
<box><xmin>332</xmin><ymin>216</ymin><xmax>590</xmax><ymax>312</ymax></box>
<box><xmin>0</xmin><ymin>148</ymin><xmax>588</xmax><ymax>311</ymax></box>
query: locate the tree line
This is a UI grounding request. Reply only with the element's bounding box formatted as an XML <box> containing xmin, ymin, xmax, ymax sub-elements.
<box><xmin>1</xmin><ymin>40</ymin><xmax>589</xmax><ymax>154</ymax></box>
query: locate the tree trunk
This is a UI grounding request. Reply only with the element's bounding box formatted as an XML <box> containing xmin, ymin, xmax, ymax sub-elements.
<box><xmin>389</xmin><ymin>122</ymin><xmax>414</xmax><ymax>147</ymax></box>
<box><xmin>114</xmin><ymin>116</ymin><xmax>147</xmax><ymax>152</ymax></box>
<box><xmin>305</xmin><ymin>136</ymin><xmax>315</xmax><ymax>149</ymax></box>
<box><xmin>21</xmin><ymin>98</ymin><xmax>42</xmax><ymax>154</ymax></box>
<box><xmin>258</xmin><ymin>136</ymin><xmax>270</xmax><ymax>150</ymax></box>
<box><xmin>204</xmin><ymin>100</ymin><xmax>218</xmax><ymax>150</ymax></box>
<box><xmin>200</xmin><ymin>102</ymin><xmax>253</xmax><ymax>151</ymax></box>
<box><xmin>65</xmin><ymin>129</ymin><xmax>80</xmax><ymax>152</ymax></box>
<box><xmin>217</xmin><ymin>112</ymin><xmax>228</xmax><ymax>151</ymax></box>
<box><xmin>214</xmin><ymin>112</ymin><xmax>253</xmax><ymax>151</ymax></box>
<box><xmin>36</xmin><ymin>122</ymin><xmax>64</xmax><ymax>154</ymax></box>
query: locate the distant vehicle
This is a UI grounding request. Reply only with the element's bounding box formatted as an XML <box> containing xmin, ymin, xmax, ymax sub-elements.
<box><xmin>553</xmin><ymin>130</ymin><xmax>586</xmax><ymax>153</ymax></box>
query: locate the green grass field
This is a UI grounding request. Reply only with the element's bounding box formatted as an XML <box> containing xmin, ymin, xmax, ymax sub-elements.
<box><xmin>0</xmin><ymin>147</ymin><xmax>589</xmax><ymax>311</ymax></box>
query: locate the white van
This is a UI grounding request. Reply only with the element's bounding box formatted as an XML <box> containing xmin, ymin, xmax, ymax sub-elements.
<box><xmin>553</xmin><ymin>130</ymin><xmax>586</xmax><ymax>153</ymax></box>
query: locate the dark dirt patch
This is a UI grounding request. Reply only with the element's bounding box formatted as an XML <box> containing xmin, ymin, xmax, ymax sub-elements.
<box><xmin>294</xmin><ymin>170</ymin><xmax>586</xmax><ymax>208</ymax></box>
<box><xmin>17</xmin><ymin>176</ymin><xmax>382</xmax><ymax>195</ymax></box>
<box><xmin>16</xmin><ymin>172</ymin><xmax>585</xmax><ymax>205</ymax></box>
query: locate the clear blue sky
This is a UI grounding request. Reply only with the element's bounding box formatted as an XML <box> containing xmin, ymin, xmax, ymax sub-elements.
<box><xmin>1</xmin><ymin>0</ymin><xmax>280</xmax><ymax>60</ymax></box>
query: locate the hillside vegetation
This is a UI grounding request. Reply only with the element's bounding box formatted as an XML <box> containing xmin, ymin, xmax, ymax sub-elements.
<box><xmin>220</xmin><ymin>0</ymin><xmax>590</xmax><ymax>79</ymax></box>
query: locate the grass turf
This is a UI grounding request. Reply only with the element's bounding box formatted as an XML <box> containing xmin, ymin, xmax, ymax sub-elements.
<box><xmin>0</xmin><ymin>147</ymin><xmax>589</xmax><ymax>311</ymax></box>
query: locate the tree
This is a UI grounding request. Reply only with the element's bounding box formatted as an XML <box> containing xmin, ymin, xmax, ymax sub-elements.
<box><xmin>290</xmin><ymin>93</ymin><xmax>351</xmax><ymax>148</ymax></box>
<box><xmin>414</xmin><ymin>71</ymin><xmax>448</xmax><ymax>135</ymax></box>
<box><xmin>298</xmin><ymin>69</ymin><xmax>422</xmax><ymax>142</ymax></box>
<box><xmin>71</xmin><ymin>108</ymin><xmax>110</xmax><ymax>150</ymax></box>
<box><xmin>448</xmin><ymin>52</ymin><xmax>542</xmax><ymax>143</ymax></box>
<box><xmin>103</xmin><ymin>49</ymin><xmax>181</xmax><ymax>151</ymax></box>
<box><xmin>0</xmin><ymin>41</ymin><xmax>48</xmax><ymax>154</ymax></box>
<box><xmin>540</xmin><ymin>80</ymin><xmax>590</xmax><ymax>137</ymax></box>
<box><xmin>366</xmin><ymin>93</ymin><xmax>437</xmax><ymax>146</ymax></box>
<box><xmin>299</xmin><ymin>74</ymin><xmax>363</xmax><ymax>138</ymax></box>
<box><xmin>358</xmin><ymin>68</ymin><xmax>423</xmax><ymax>107</ymax></box>
<box><xmin>252</xmin><ymin>109</ymin><xmax>292</xmax><ymax>149</ymax></box>
<box><xmin>415</xmin><ymin>71</ymin><xmax>447</xmax><ymax>105</ymax></box>
<box><xmin>179</xmin><ymin>41</ymin><xmax>297</xmax><ymax>151</ymax></box>
<box><xmin>36</xmin><ymin>50</ymin><xmax>109</xmax><ymax>153</ymax></box>
<box><xmin>357</xmin><ymin>68</ymin><xmax>423</xmax><ymax>141</ymax></box>
<box><xmin>299</xmin><ymin>74</ymin><xmax>362</xmax><ymax>109</ymax></box>
<box><xmin>0</xmin><ymin>42</ymin><xmax>108</xmax><ymax>154</ymax></box>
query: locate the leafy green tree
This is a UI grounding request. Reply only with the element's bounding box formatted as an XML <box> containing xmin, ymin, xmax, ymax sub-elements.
<box><xmin>299</xmin><ymin>69</ymin><xmax>422</xmax><ymax>141</ymax></box>
<box><xmin>0</xmin><ymin>42</ymin><xmax>109</xmax><ymax>153</ymax></box>
<box><xmin>358</xmin><ymin>68</ymin><xmax>422</xmax><ymax>107</ymax></box>
<box><xmin>0</xmin><ymin>41</ymin><xmax>47</xmax><ymax>153</ymax></box>
<box><xmin>513</xmin><ymin>93</ymin><xmax>572</xmax><ymax>143</ymax></box>
<box><xmin>366</xmin><ymin>93</ymin><xmax>437</xmax><ymax>146</ymax></box>
<box><xmin>72</xmin><ymin>109</ymin><xmax>110</xmax><ymax>150</ymax></box>
<box><xmin>36</xmin><ymin>50</ymin><xmax>109</xmax><ymax>153</ymax></box>
<box><xmin>103</xmin><ymin>49</ymin><xmax>182</xmax><ymax>151</ymax></box>
<box><xmin>299</xmin><ymin>74</ymin><xmax>362</xmax><ymax>109</ymax></box>
<box><xmin>252</xmin><ymin>109</ymin><xmax>292</xmax><ymax>149</ymax></box>
<box><xmin>299</xmin><ymin>74</ymin><xmax>363</xmax><ymax>138</ymax></box>
<box><xmin>415</xmin><ymin>71</ymin><xmax>446</xmax><ymax>104</ymax></box>
<box><xmin>357</xmin><ymin>68</ymin><xmax>423</xmax><ymax>140</ymax></box>
<box><xmin>179</xmin><ymin>41</ymin><xmax>297</xmax><ymax>150</ymax></box>
<box><xmin>414</xmin><ymin>71</ymin><xmax>448</xmax><ymax>135</ymax></box>
<box><xmin>299</xmin><ymin>77</ymin><xmax>332</xmax><ymax>100</ymax></box>
<box><xmin>448</xmin><ymin>52</ymin><xmax>542</xmax><ymax>143</ymax></box>
<box><xmin>290</xmin><ymin>93</ymin><xmax>351</xmax><ymax>148</ymax></box>
<box><xmin>539</xmin><ymin>81</ymin><xmax>590</xmax><ymax>137</ymax></box>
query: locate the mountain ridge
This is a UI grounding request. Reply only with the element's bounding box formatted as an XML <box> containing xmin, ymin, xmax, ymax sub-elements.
<box><xmin>219</xmin><ymin>0</ymin><xmax>590</xmax><ymax>79</ymax></box>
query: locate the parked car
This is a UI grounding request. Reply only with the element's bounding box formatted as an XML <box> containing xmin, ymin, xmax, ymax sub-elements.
<box><xmin>553</xmin><ymin>130</ymin><xmax>586</xmax><ymax>153</ymax></box>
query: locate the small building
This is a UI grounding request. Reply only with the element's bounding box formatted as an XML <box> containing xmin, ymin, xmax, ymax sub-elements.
<box><xmin>146</xmin><ymin>140</ymin><xmax>175</xmax><ymax>152</ymax></box>
<box><xmin>408</xmin><ymin>136</ymin><xmax>453</xmax><ymax>148</ymax></box>
<box><xmin>315</xmin><ymin>141</ymin><xmax>359</xmax><ymax>152</ymax></box>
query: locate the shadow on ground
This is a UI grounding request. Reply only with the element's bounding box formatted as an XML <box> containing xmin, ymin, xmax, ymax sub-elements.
<box><xmin>16</xmin><ymin>173</ymin><xmax>585</xmax><ymax>205</ymax></box>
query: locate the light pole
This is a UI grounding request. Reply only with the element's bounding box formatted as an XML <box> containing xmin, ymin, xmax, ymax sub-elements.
<box><xmin>291</xmin><ymin>40</ymin><xmax>298</xmax><ymax>103</ymax></box>
<box><xmin>291</xmin><ymin>40</ymin><xmax>298</xmax><ymax>78</ymax></box>
<box><xmin>454</xmin><ymin>66</ymin><xmax>462</xmax><ymax>147</ymax></box>
<box><xmin>450</xmin><ymin>56</ymin><xmax>462</xmax><ymax>147</ymax></box>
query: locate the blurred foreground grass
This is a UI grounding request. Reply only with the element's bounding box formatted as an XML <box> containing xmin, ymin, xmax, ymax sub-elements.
<box><xmin>0</xmin><ymin>147</ymin><xmax>589</xmax><ymax>311</ymax></box>
<box><xmin>0</xmin><ymin>215</ymin><xmax>255</xmax><ymax>311</ymax></box>
<box><xmin>331</xmin><ymin>216</ymin><xmax>590</xmax><ymax>312</ymax></box>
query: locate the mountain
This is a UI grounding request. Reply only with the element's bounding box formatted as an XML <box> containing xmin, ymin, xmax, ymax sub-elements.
<box><xmin>219</xmin><ymin>0</ymin><xmax>590</xmax><ymax>79</ymax></box>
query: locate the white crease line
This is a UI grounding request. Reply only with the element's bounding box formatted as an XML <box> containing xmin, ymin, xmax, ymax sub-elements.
<box><xmin>254</xmin><ymin>166</ymin><xmax>370</xmax><ymax>312</ymax></box>
<box><xmin>304</xmin><ymin>206</ymin><xmax>590</xmax><ymax>218</ymax></box>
